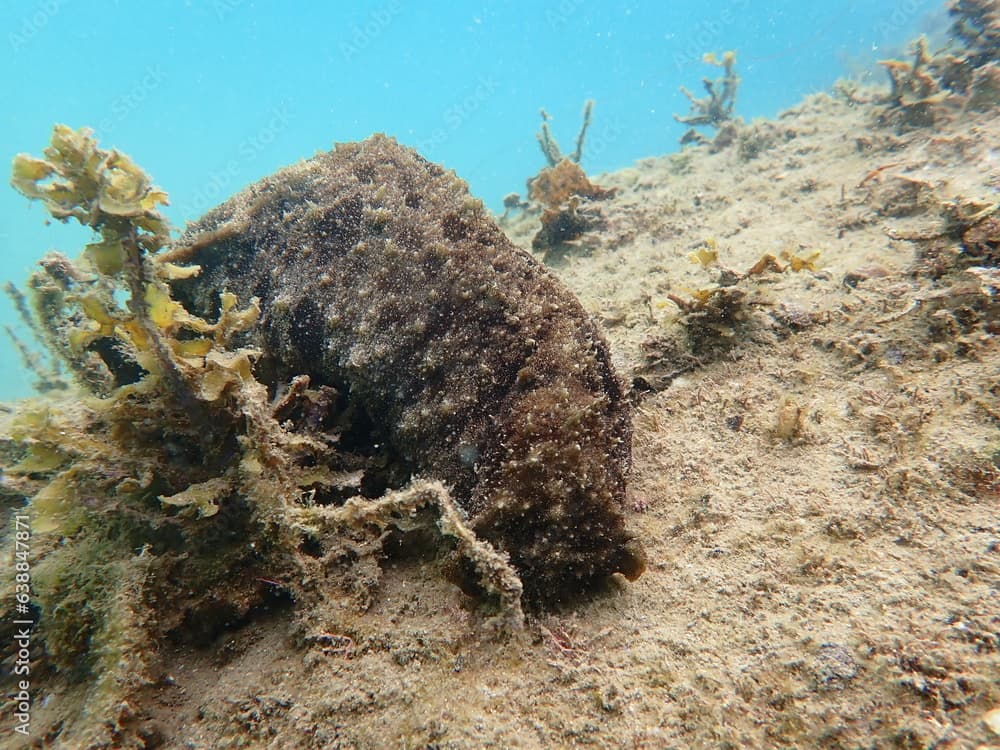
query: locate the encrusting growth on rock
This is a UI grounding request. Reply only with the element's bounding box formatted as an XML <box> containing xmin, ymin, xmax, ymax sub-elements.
<box><xmin>1</xmin><ymin>127</ymin><xmax>645</xmax><ymax>746</ymax></box>
<box><xmin>173</xmin><ymin>133</ymin><xmax>645</xmax><ymax>603</ymax></box>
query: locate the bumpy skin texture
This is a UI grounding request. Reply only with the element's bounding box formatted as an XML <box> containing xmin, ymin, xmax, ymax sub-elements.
<box><xmin>174</xmin><ymin>134</ymin><xmax>645</xmax><ymax>602</ymax></box>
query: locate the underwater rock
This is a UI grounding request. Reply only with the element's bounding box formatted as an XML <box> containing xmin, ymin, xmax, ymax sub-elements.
<box><xmin>173</xmin><ymin>134</ymin><xmax>645</xmax><ymax>602</ymax></box>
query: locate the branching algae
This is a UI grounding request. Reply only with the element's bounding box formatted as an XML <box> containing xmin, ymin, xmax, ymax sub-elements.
<box><xmin>527</xmin><ymin>103</ymin><xmax>617</xmax><ymax>260</ymax></box>
<box><xmin>675</xmin><ymin>51</ymin><xmax>740</xmax><ymax>146</ymax></box>
<box><xmin>536</xmin><ymin>99</ymin><xmax>594</xmax><ymax>168</ymax></box>
<box><xmin>1</xmin><ymin>127</ymin><xmax>644</xmax><ymax>746</ymax></box>
<box><xmin>877</xmin><ymin>2</ymin><xmax>1000</xmax><ymax>129</ymax></box>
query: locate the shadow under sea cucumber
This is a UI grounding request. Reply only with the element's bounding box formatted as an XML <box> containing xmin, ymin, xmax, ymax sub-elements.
<box><xmin>172</xmin><ymin>134</ymin><xmax>646</xmax><ymax>604</ymax></box>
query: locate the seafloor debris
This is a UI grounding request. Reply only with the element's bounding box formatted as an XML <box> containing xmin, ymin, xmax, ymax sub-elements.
<box><xmin>877</xmin><ymin>1</ymin><xmax>1000</xmax><ymax>129</ymax></box>
<box><xmin>667</xmin><ymin>285</ymin><xmax>752</xmax><ymax>356</ymax></box>
<box><xmin>637</xmin><ymin>247</ymin><xmax>826</xmax><ymax>381</ymax></box>
<box><xmin>528</xmin><ymin>159</ymin><xmax>616</xmax><ymax>261</ymax></box>
<box><xmin>1</xmin><ymin>127</ymin><xmax>645</xmax><ymax>747</ymax></box>
<box><xmin>527</xmin><ymin>102</ymin><xmax>616</xmax><ymax>262</ymax></box>
<box><xmin>890</xmin><ymin>194</ymin><xmax>1000</xmax><ymax>277</ymax></box>
<box><xmin>675</xmin><ymin>51</ymin><xmax>740</xmax><ymax>146</ymax></box>
<box><xmin>771</xmin><ymin>394</ymin><xmax>807</xmax><ymax>443</ymax></box>
<box><xmin>891</xmin><ymin>187</ymin><xmax>1000</xmax><ymax>357</ymax></box>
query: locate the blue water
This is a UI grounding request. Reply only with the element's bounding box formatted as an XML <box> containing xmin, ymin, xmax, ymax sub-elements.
<box><xmin>0</xmin><ymin>0</ymin><xmax>943</xmax><ymax>400</ymax></box>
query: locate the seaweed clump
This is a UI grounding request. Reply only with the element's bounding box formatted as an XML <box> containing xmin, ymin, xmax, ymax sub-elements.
<box><xmin>526</xmin><ymin>101</ymin><xmax>616</xmax><ymax>263</ymax></box>
<box><xmin>2</xmin><ymin>127</ymin><xmax>579</xmax><ymax>746</ymax></box>
<box><xmin>636</xmin><ymin>244</ymin><xmax>825</xmax><ymax>389</ymax></box>
<box><xmin>675</xmin><ymin>51</ymin><xmax>741</xmax><ymax>148</ymax></box>
<box><xmin>951</xmin><ymin>0</ymin><xmax>1000</xmax><ymax>66</ymax></box>
<box><xmin>877</xmin><ymin>1</ymin><xmax>1000</xmax><ymax>129</ymax></box>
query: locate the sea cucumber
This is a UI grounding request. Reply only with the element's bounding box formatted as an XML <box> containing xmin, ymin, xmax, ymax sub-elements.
<box><xmin>173</xmin><ymin>134</ymin><xmax>646</xmax><ymax>603</ymax></box>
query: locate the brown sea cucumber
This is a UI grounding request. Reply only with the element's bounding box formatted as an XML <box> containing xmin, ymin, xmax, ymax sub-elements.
<box><xmin>173</xmin><ymin>134</ymin><xmax>645</xmax><ymax>603</ymax></box>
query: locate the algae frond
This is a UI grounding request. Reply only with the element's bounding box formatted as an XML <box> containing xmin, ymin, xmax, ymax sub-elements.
<box><xmin>877</xmin><ymin>3</ymin><xmax>1000</xmax><ymax>129</ymax></box>
<box><xmin>527</xmin><ymin>105</ymin><xmax>616</xmax><ymax>263</ymax></box>
<box><xmin>536</xmin><ymin>99</ymin><xmax>594</xmax><ymax>167</ymax></box>
<box><xmin>675</xmin><ymin>50</ymin><xmax>740</xmax><ymax>144</ymax></box>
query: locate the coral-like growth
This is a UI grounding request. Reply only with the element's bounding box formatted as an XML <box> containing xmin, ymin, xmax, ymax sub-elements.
<box><xmin>880</xmin><ymin>37</ymin><xmax>942</xmax><ymax>106</ymax></box>
<box><xmin>877</xmin><ymin>3</ymin><xmax>1000</xmax><ymax>129</ymax></box>
<box><xmin>878</xmin><ymin>37</ymin><xmax>963</xmax><ymax>128</ymax></box>
<box><xmin>950</xmin><ymin>0</ymin><xmax>1000</xmax><ymax>66</ymax></box>
<box><xmin>529</xmin><ymin>157</ymin><xmax>614</xmax><ymax>208</ymax></box>
<box><xmin>675</xmin><ymin>51</ymin><xmax>740</xmax><ymax>144</ymax></box>
<box><xmin>528</xmin><ymin>158</ymin><xmax>617</xmax><ymax>262</ymax></box>
<box><xmin>526</xmin><ymin>100</ymin><xmax>620</xmax><ymax>261</ymax></box>
<box><xmin>536</xmin><ymin>99</ymin><xmax>594</xmax><ymax>167</ymax></box>
<box><xmin>528</xmin><ymin>163</ymin><xmax>616</xmax><ymax>263</ymax></box>
<box><xmin>526</xmin><ymin>101</ymin><xmax>617</xmax><ymax>261</ymax></box>
<box><xmin>530</xmin><ymin>198</ymin><xmax>596</xmax><ymax>259</ymax></box>
<box><xmin>526</xmin><ymin>109</ymin><xmax>617</xmax><ymax>264</ymax></box>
